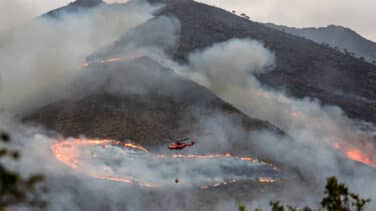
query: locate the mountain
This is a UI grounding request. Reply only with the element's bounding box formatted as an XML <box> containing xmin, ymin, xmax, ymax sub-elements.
<box><xmin>266</xmin><ymin>23</ymin><xmax>376</xmax><ymax>64</ymax></box>
<box><xmin>26</xmin><ymin>58</ymin><xmax>279</xmax><ymax>150</ymax></box>
<box><xmin>43</xmin><ymin>0</ymin><xmax>104</xmax><ymax>18</ymax></box>
<box><xmin>153</xmin><ymin>0</ymin><xmax>376</xmax><ymax>123</ymax></box>
<box><xmin>27</xmin><ymin>0</ymin><xmax>376</xmax><ymax>145</ymax></box>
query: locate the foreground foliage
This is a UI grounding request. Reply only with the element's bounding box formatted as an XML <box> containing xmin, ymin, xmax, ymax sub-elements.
<box><xmin>0</xmin><ymin>132</ymin><xmax>46</xmax><ymax>210</ymax></box>
<box><xmin>240</xmin><ymin>177</ymin><xmax>371</xmax><ymax>211</ymax></box>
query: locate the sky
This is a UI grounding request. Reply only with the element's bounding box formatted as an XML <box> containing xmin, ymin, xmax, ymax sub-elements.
<box><xmin>197</xmin><ymin>0</ymin><xmax>376</xmax><ymax>41</ymax></box>
<box><xmin>0</xmin><ymin>0</ymin><xmax>375</xmax><ymax>41</ymax></box>
<box><xmin>0</xmin><ymin>0</ymin><xmax>128</xmax><ymax>32</ymax></box>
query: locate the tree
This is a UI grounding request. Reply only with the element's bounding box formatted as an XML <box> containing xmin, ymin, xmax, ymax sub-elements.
<box><xmin>320</xmin><ymin>177</ymin><xmax>370</xmax><ymax>211</ymax></box>
<box><xmin>247</xmin><ymin>176</ymin><xmax>370</xmax><ymax>211</ymax></box>
<box><xmin>0</xmin><ymin>132</ymin><xmax>47</xmax><ymax>210</ymax></box>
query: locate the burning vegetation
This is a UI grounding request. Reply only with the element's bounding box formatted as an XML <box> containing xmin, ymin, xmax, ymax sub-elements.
<box><xmin>332</xmin><ymin>142</ymin><xmax>376</xmax><ymax>168</ymax></box>
<box><xmin>51</xmin><ymin>138</ymin><xmax>280</xmax><ymax>189</ymax></box>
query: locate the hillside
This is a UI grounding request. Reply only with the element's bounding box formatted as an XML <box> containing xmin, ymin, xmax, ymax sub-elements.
<box><xmin>152</xmin><ymin>0</ymin><xmax>376</xmax><ymax>123</ymax></box>
<box><xmin>266</xmin><ymin>23</ymin><xmax>376</xmax><ymax>64</ymax></box>
<box><xmin>43</xmin><ymin>0</ymin><xmax>103</xmax><ymax>18</ymax></box>
<box><xmin>17</xmin><ymin>1</ymin><xmax>376</xmax><ymax>209</ymax></box>
<box><xmin>26</xmin><ymin>58</ymin><xmax>278</xmax><ymax>150</ymax></box>
<box><xmin>30</xmin><ymin>0</ymin><xmax>376</xmax><ymax>144</ymax></box>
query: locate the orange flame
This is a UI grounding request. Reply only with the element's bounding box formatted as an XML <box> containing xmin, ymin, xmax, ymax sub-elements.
<box><xmin>51</xmin><ymin>139</ymin><xmax>153</xmax><ymax>187</ymax></box>
<box><xmin>345</xmin><ymin>149</ymin><xmax>376</xmax><ymax>168</ymax></box>
<box><xmin>51</xmin><ymin>138</ymin><xmax>278</xmax><ymax>188</ymax></box>
<box><xmin>81</xmin><ymin>55</ymin><xmax>142</xmax><ymax>68</ymax></box>
<box><xmin>332</xmin><ymin>142</ymin><xmax>376</xmax><ymax>168</ymax></box>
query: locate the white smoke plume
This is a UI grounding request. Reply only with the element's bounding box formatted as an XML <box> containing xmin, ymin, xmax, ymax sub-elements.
<box><xmin>168</xmin><ymin>38</ymin><xmax>376</xmax><ymax>209</ymax></box>
<box><xmin>0</xmin><ymin>0</ymin><xmax>158</xmax><ymax>114</ymax></box>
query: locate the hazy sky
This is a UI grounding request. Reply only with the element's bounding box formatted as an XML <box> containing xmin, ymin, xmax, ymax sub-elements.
<box><xmin>0</xmin><ymin>0</ymin><xmax>128</xmax><ymax>32</ymax></box>
<box><xmin>1</xmin><ymin>0</ymin><xmax>375</xmax><ymax>41</ymax></box>
<box><xmin>197</xmin><ymin>0</ymin><xmax>376</xmax><ymax>41</ymax></box>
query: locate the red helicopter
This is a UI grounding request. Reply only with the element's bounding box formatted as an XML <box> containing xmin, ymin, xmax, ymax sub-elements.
<box><xmin>168</xmin><ymin>137</ymin><xmax>195</xmax><ymax>150</ymax></box>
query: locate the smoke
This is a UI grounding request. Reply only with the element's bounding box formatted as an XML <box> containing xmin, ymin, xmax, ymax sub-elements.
<box><xmin>0</xmin><ymin>0</ymin><xmax>68</xmax><ymax>33</ymax></box>
<box><xmin>0</xmin><ymin>0</ymin><xmax>158</xmax><ymax>114</ymax></box>
<box><xmin>0</xmin><ymin>0</ymin><xmax>134</xmax><ymax>34</ymax></box>
<box><xmin>0</xmin><ymin>1</ymin><xmax>199</xmax><ymax>210</ymax></box>
<box><xmin>168</xmin><ymin>38</ymin><xmax>376</xmax><ymax>209</ymax></box>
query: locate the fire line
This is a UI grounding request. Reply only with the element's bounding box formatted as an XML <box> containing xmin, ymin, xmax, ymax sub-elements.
<box><xmin>51</xmin><ymin>138</ymin><xmax>279</xmax><ymax>188</ymax></box>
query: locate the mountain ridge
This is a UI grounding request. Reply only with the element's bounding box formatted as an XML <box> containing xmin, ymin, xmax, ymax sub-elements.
<box><xmin>43</xmin><ymin>0</ymin><xmax>104</xmax><ymax>18</ymax></box>
<box><xmin>27</xmin><ymin>0</ymin><xmax>376</xmax><ymax>145</ymax></box>
<box><xmin>265</xmin><ymin>23</ymin><xmax>376</xmax><ymax>64</ymax></box>
<box><xmin>152</xmin><ymin>0</ymin><xmax>376</xmax><ymax>123</ymax></box>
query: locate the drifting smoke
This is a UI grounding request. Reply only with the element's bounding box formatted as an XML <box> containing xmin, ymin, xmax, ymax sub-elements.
<box><xmin>0</xmin><ymin>1</ymin><xmax>199</xmax><ymax>210</ymax></box>
<box><xmin>0</xmin><ymin>0</ymin><xmax>158</xmax><ymax>114</ymax></box>
<box><xmin>168</xmin><ymin>38</ymin><xmax>376</xmax><ymax>208</ymax></box>
<box><xmin>51</xmin><ymin>138</ymin><xmax>278</xmax><ymax>188</ymax></box>
<box><xmin>0</xmin><ymin>0</ymin><xmax>133</xmax><ymax>34</ymax></box>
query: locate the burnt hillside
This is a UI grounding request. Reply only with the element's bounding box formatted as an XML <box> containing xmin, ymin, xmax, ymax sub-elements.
<box><xmin>29</xmin><ymin>0</ymin><xmax>376</xmax><ymax>144</ymax></box>
<box><xmin>27</xmin><ymin>59</ymin><xmax>278</xmax><ymax>147</ymax></box>
<box><xmin>266</xmin><ymin>23</ymin><xmax>376</xmax><ymax>64</ymax></box>
<box><xmin>151</xmin><ymin>0</ymin><xmax>376</xmax><ymax>123</ymax></box>
<box><xmin>41</xmin><ymin>0</ymin><xmax>376</xmax><ymax>123</ymax></box>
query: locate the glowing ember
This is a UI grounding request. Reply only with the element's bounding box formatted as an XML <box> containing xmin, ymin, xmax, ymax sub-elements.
<box><xmin>51</xmin><ymin>138</ymin><xmax>280</xmax><ymax>188</ymax></box>
<box><xmin>81</xmin><ymin>63</ymin><xmax>89</xmax><ymax>68</ymax></box>
<box><xmin>345</xmin><ymin>149</ymin><xmax>376</xmax><ymax>168</ymax></box>
<box><xmin>290</xmin><ymin>112</ymin><xmax>300</xmax><ymax>118</ymax></box>
<box><xmin>80</xmin><ymin>56</ymin><xmax>140</xmax><ymax>68</ymax></box>
<box><xmin>332</xmin><ymin>142</ymin><xmax>376</xmax><ymax>168</ymax></box>
<box><xmin>257</xmin><ymin>177</ymin><xmax>277</xmax><ymax>183</ymax></box>
<box><xmin>101</xmin><ymin>57</ymin><xmax>122</xmax><ymax>63</ymax></box>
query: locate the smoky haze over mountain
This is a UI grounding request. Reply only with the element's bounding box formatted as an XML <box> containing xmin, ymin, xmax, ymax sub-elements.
<box><xmin>0</xmin><ymin>0</ymin><xmax>375</xmax><ymax>210</ymax></box>
<box><xmin>197</xmin><ymin>0</ymin><xmax>376</xmax><ymax>42</ymax></box>
<box><xmin>266</xmin><ymin>23</ymin><xmax>376</xmax><ymax>64</ymax></box>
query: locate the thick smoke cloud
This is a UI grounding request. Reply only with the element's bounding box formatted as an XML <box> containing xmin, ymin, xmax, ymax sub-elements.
<box><xmin>170</xmin><ymin>38</ymin><xmax>376</xmax><ymax>209</ymax></box>
<box><xmin>0</xmin><ymin>0</ymin><xmax>157</xmax><ymax>114</ymax></box>
<box><xmin>0</xmin><ymin>0</ymin><xmax>68</xmax><ymax>33</ymax></box>
<box><xmin>0</xmin><ymin>0</ymin><xmax>133</xmax><ymax>34</ymax></box>
<box><xmin>0</xmin><ymin>1</ymin><xmax>194</xmax><ymax>210</ymax></box>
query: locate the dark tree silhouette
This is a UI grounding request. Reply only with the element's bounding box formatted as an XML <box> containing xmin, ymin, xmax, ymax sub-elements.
<box><xmin>246</xmin><ymin>177</ymin><xmax>370</xmax><ymax>211</ymax></box>
<box><xmin>0</xmin><ymin>132</ymin><xmax>47</xmax><ymax>210</ymax></box>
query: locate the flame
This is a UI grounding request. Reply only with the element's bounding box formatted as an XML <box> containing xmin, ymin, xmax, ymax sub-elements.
<box><xmin>51</xmin><ymin>139</ymin><xmax>153</xmax><ymax>187</ymax></box>
<box><xmin>123</xmin><ymin>143</ymin><xmax>148</xmax><ymax>152</ymax></box>
<box><xmin>51</xmin><ymin>138</ymin><xmax>278</xmax><ymax>188</ymax></box>
<box><xmin>286</xmin><ymin>109</ymin><xmax>376</xmax><ymax>169</ymax></box>
<box><xmin>199</xmin><ymin>178</ymin><xmax>275</xmax><ymax>190</ymax></box>
<box><xmin>81</xmin><ymin>57</ymin><xmax>122</xmax><ymax>67</ymax></box>
<box><xmin>80</xmin><ymin>55</ymin><xmax>140</xmax><ymax>68</ymax></box>
<box><xmin>81</xmin><ymin>63</ymin><xmax>89</xmax><ymax>68</ymax></box>
<box><xmin>101</xmin><ymin>57</ymin><xmax>122</xmax><ymax>63</ymax></box>
<box><xmin>257</xmin><ymin>177</ymin><xmax>277</xmax><ymax>183</ymax></box>
<box><xmin>290</xmin><ymin>112</ymin><xmax>300</xmax><ymax>118</ymax></box>
<box><xmin>332</xmin><ymin>142</ymin><xmax>376</xmax><ymax>168</ymax></box>
<box><xmin>345</xmin><ymin>149</ymin><xmax>376</xmax><ymax>168</ymax></box>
